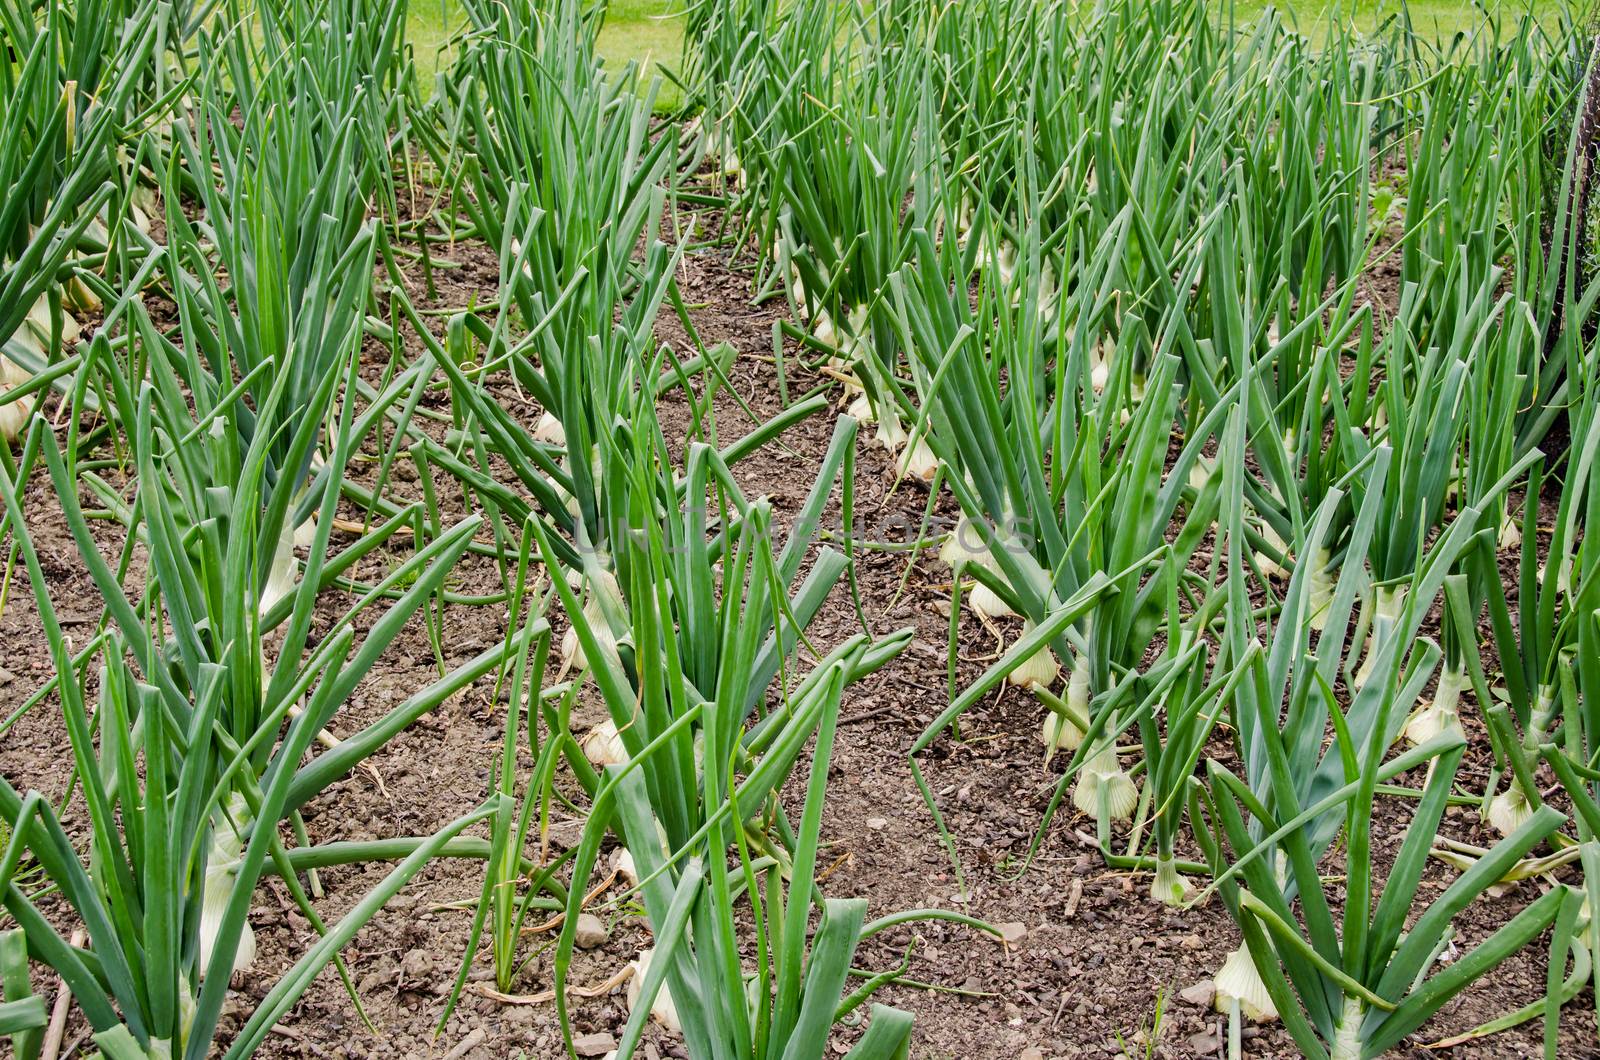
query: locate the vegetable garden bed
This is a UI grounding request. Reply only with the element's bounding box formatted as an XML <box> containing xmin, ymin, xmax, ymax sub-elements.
<box><xmin>2</xmin><ymin>1</ymin><xmax>1599</xmax><ymax>1058</ymax></box>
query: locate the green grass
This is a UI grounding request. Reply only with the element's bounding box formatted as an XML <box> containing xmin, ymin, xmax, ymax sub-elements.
<box><xmin>407</xmin><ymin>0</ymin><xmax>1567</xmax><ymax>107</ymax></box>
<box><xmin>1229</xmin><ymin>0</ymin><xmax>1567</xmax><ymax>35</ymax></box>
<box><xmin>407</xmin><ymin>0</ymin><xmax>460</xmax><ymax>84</ymax></box>
<box><xmin>406</xmin><ymin>0</ymin><xmax>687</xmax><ymax>105</ymax></box>
<box><xmin>600</xmin><ymin>0</ymin><xmax>689</xmax><ymax>89</ymax></box>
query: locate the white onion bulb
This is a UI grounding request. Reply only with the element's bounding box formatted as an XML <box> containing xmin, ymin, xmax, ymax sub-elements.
<box><xmin>559</xmin><ymin>569</ymin><xmax>624</xmax><ymax>672</ymax></box>
<box><xmin>626</xmin><ymin>948</ymin><xmax>682</xmax><ymax>1034</ymax></box>
<box><xmin>581</xmin><ymin>718</ymin><xmax>630</xmax><ymax>767</ymax></box>
<box><xmin>1149</xmin><ymin>856</ymin><xmax>1190</xmax><ymax>906</ymax></box>
<box><xmin>1008</xmin><ymin>621</ymin><xmax>1060</xmax><ymax>689</ymax></box>
<box><xmin>1072</xmin><ymin>743</ymin><xmax>1137</xmax><ymax>821</ymax></box>
<box><xmin>1089</xmin><ymin>341</ymin><xmax>1111</xmax><ymax>393</ymax></box>
<box><xmin>198</xmin><ymin>794</ymin><xmax>256</xmax><ymax>980</ymax></box>
<box><xmin>939</xmin><ymin>516</ymin><xmax>989</xmax><ymax>568</ymax></box>
<box><xmin>1403</xmin><ymin>665</ymin><xmax>1466</xmax><ymax>747</ymax></box>
<box><xmin>812</xmin><ymin>310</ymin><xmax>839</xmax><ymax>350</ymax></box>
<box><xmin>260</xmin><ymin>529</ymin><xmax>300</xmax><ymax>619</ymax></box>
<box><xmin>1306</xmin><ymin>547</ymin><xmax>1335</xmax><ymax>632</ymax></box>
<box><xmin>1214</xmin><ymin>943</ymin><xmax>1277</xmax><ymax>1022</ymax></box>
<box><xmin>533</xmin><ymin>411</ymin><xmax>565</xmax><ymax>446</ymax></box>
<box><xmin>898</xmin><ymin>438</ymin><xmax>938</xmax><ymax>482</ymax></box>
<box><xmin>1487</xmin><ymin>783</ymin><xmax>1534</xmax><ymax>838</ymax></box>
<box><xmin>1353</xmin><ymin>584</ymin><xmax>1407</xmax><ymax>690</ymax></box>
<box><xmin>1497</xmin><ymin>512</ymin><xmax>1522</xmax><ymax>550</ymax></box>
<box><xmin>846</xmin><ymin>392</ymin><xmax>875</xmax><ymax>425</ymax></box>
<box><xmin>939</xmin><ymin>516</ymin><xmax>1018</xmax><ymax>617</ymax></box>
<box><xmin>292</xmin><ymin>511</ymin><xmax>319</xmax><ymax>550</ymax></box>
<box><xmin>25</xmin><ymin>295</ymin><xmax>80</xmax><ymax>347</ymax></box>
<box><xmin>613</xmin><ymin>848</ymin><xmax>639</xmax><ymax>888</ymax></box>
<box><xmin>1187</xmin><ymin>456</ymin><xmax>1216</xmax><ymax>493</ymax></box>
<box><xmin>0</xmin><ymin>355</ymin><xmax>37</xmax><ymax>445</ymax></box>
<box><xmin>873</xmin><ymin>410</ymin><xmax>907</xmax><ymax>453</ymax></box>
<box><xmin>1488</xmin><ymin>685</ymin><xmax>1558</xmax><ymax>836</ymax></box>
<box><xmin>968</xmin><ymin>579</ymin><xmax>1015</xmax><ymax>619</ymax></box>
<box><xmin>1040</xmin><ymin>662</ymin><xmax>1089</xmax><ymax>764</ymax></box>
<box><xmin>1254</xmin><ymin>517</ymin><xmax>1291</xmax><ymax>581</ymax></box>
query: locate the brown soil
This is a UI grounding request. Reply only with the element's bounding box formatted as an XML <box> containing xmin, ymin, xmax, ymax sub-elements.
<box><xmin>0</xmin><ymin>190</ymin><xmax>1593</xmax><ymax>1060</ymax></box>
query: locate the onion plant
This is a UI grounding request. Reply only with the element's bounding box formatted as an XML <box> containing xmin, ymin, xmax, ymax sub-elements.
<box><xmin>0</xmin><ymin>0</ymin><xmax>1593</xmax><ymax>1056</ymax></box>
<box><xmin>444</xmin><ymin>532</ymin><xmax>568</xmax><ymax>1000</ymax></box>
<box><xmin>405</xmin><ymin>2</ymin><xmax>801</xmax><ymax>586</ymax></box>
<box><xmin>242</xmin><ymin>0</ymin><xmax>417</xmax><ymax>229</ymax></box>
<box><xmin>1471</xmin><ymin>456</ymin><xmax>1580</xmax><ymax>836</ymax></box>
<box><xmin>1474</xmin><ymin>319</ymin><xmax>1600</xmax><ymax>836</ymax></box>
<box><xmin>0</xmin><ymin>0</ymin><xmax>160</xmax><ymax>441</ymax></box>
<box><xmin>754</xmin><ymin>8</ymin><xmax>933</xmax><ymax>462</ymax></box>
<box><xmin>154</xmin><ymin>25</ymin><xmax>385</xmax><ymax>573</ymax></box>
<box><xmin>415</xmin><ymin>0</ymin><xmax>697</xmax><ymax>579</ymax></box>
<box><xmin>1196</xmin><ymin>710</ymin><xmax>1570</xmax><ymax>1060</ymax></box>
<box><xmin>1342</xmin><ymin>276</ymin><xmax>1483</xmax><ymax>691</ymax></box>
<box><xmin>414</xmin><ymin>284</ymin><xmax>806</xmax><ymax>581</ymax></box>
<box><xmin>529</xmin><ymin>411</ymin><xmax>951</xmax><ymax>1058</ymax></box>
<box><xmin>1195</xmin><ymin>521</ymin><xmax>1577</xmax><ymax>1055</ymax></box>
<box><xmin>689</xmin><ymin>0</ymin><xmax>844</xmax><ymax>226</ymax></box>
<box><xmin>1203</xmin><ymin>424</ymin><xmax>1537</xmax><ymax>1020</ymax></box>
<box><xmin>0</xmin><ymin>319</ymin><xmax>500</xmax><ymax>1056</ymax></box>
<box><xmin>0</xmin><ymin>929</ymin><xmax>46</xmax><ymax>1058</ymax></box>
<box><xmin>676</xmin><ymin>0</ymin><xmax>776</xmax><ymax>173</ymax></box>
<box><xmin>888</xmin><ymin>181</ymin><xmax>1226</xmax><ymax>847</ymax></box>
<box><xmin>538</xmin><ymin>411</ymin><xmax>903</xmax><ymax>826</ymax></box>
<box><xmin>671</xmin><ymin>1</ymin><xmax>1600</xmax><ymax>1050</ymax></box>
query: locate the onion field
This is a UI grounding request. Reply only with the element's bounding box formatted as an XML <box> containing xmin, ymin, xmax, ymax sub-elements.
<box><xmin>1</xmin><ymin>0</ymin><xmax>1599</xmax><ymax>1057</ymax></box>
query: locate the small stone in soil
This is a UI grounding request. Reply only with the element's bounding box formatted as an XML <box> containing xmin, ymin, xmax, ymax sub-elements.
<box><xmin>1179</xmin><ymin>980</ymin><xmax>1216</xmax><ymax>1007</ymax></box>
<box><xmin>1188</xmin><ymin>1031</ymin><xmax>1220</xmax><ymax>1055</ymax></box>
<box><xmin>995</xmin><ymin>921</ymin><xmax>1027</xmax><ymax>945</ymax></box>
<box><xmin>574</xmin><ymin>913</ymin><xmax>609</xmax><ymax>949</ymax></box>
<box><xmin>401</xmin><ymin>950</ymin><xmax>432</xmax><ymax>979</ymax></box>
<box><xmin>866</xmin><ymin>816</ymin><xmax>887</xmax><ymax>830</ymax></box>
<box><xmin>573</xmin><ymin>1032</ymin><xmax>617</xmax><ymax>1057</ymax></box>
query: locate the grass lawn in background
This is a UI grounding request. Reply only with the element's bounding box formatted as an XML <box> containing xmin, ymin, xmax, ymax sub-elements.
<box><xmin>408</xmin><ymin>0</ymin><xmax>1569</xmax><ymax>107</ymax></box>
<box><xmin>1236</xmin><ymin>0</ymin><xmax>1565</xmax><ymax>33</ymax></box>
<box><xmin>407</xmin><ymin>0</ymin><xmax>688</xmax><ymax>104</ymax></box>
